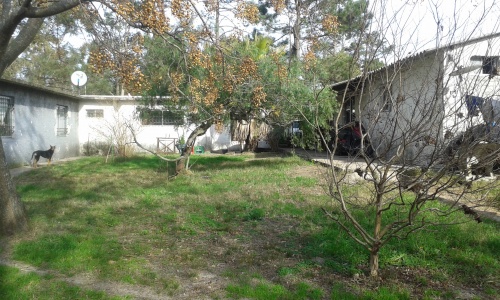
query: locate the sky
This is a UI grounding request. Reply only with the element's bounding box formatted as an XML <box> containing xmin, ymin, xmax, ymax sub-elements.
<box><xmin>370</xmin><ymin>0</ymin><xmax>500</xmax><ymax>57</ymax></box>
<box><xmin>67</xmin><ymin>0</ymin><xmax>500</xmax><ymax>63</ymax></box>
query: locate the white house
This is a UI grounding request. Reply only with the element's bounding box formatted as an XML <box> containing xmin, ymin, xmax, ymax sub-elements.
<box><xmin>0</xmin><ymin>79</ymin><xmax>80</xmax><ymax>166</ymax></box>
<box><xmin>331</xmin><ymin>32</ymin><xmax>500</xmax><ymax>164</ymax></box>
<box><xmin>0</xmin><ymin>79</ymin><xmax>242</xmax><ymax>167</ymax></box>
<box><xmin>8</xmin><ymin>32</ymin><xmax>500</xmax><ymax>167</ymax></box>
<box><xmin>78</xmin><ymin>95</ymin><xmax>242</xmax><ymax>155</ymax></box>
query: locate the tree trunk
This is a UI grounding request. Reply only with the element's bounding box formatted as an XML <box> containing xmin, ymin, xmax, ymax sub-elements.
<box><xmin>175</xmin><ymin>156</ymin><xmax>186</xmax><ymax>174</ymax></box>
<box><xmin>0</xmin><ymin>138</ymin><xmax>28</xmax><ymax>236</ymax></box>
<box><xmin>175</xmin><ymin>122</ymin><xmax>212</xmax><ymax>175</ymax></box>
<box><xmin>369</xmin><ymin>249</ymin><xmax>379</xmax><ymax>277</ymax></box>
<box><xmin>368</xmin><ymin>193</ymin><xmax>384</xmax><ymax>277</ymax></box>
<box><xmin>243</xmin><ymin>119</ymin><xmax>261</xmax><ymax>152</ymax></box>
<box><xmin>291</xmin><ymin>0</ymin><xmax>302</xmax><ymax>58</ymax></box>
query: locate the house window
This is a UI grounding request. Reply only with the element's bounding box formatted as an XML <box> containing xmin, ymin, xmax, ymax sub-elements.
<box><xmin>0</xmin><ymin>95</ymin><xmax>14</xmax><ymax>136</ymax></box>
<box><xmin>471</xmin><ymin>56</ymin><xmax>499</xmax><ymax>76</ymax></box>
<box><xmin>57</xmin><ymin>105</ymin><xmax>68</xmax><ymax>136</ymax></box>
<box><xmin>482</xmin><ymin>57</ymin><xmax>498</xmax><ymax>75</ymax></box>
<box><xmin>87</xmin><ymin>109</ymin><xmax>104</xmax><ymax>118</ymax></box>
<box><xmin>381</xmin><ymin>85</ymin><xmax>392</xmax><ymax>112</ymax></box>
<box><xmin>138</xmin><ymin>109</ymin><xmax>184</xmax><ymax>125</ymax></box>
<box><xmin>344</xmin><ymin>96</ymin><xmax>356</xmax><ymax>124</ymax></box>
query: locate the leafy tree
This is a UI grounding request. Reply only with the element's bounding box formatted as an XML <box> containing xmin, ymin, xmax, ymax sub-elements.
<box><xmin>0</xmin><ymin>0</ymin><xmax>94</xmax><ymax>235</ymax></box>
<box><xmin>85</xmin><ymin>9</ymin><xmax>148</xmax><ymax>95</ymax></box>
<box><xmin>258</xmin><ymin>0</ymin><xmax>384</xmax><ymax>62</ymax></box>
<box><xmin>83</xmin><ymin>0</ymin><xmax>336</xmax><ymax>173</ymax></box>
<box><xmin>4</xmin><ymin>12</ymin><xmax>80</xmax><ymax>90</ymax></box>
<box><xmin>0</xmin><ymin>1</ymin><xmax>90</xmax><ymax>76</ymax></box>
<box><xmin>133</xmin><ymin>32</ymin><xmax>327</xmax><ymax>170</ymax></box>
<box><xmin>0</xmin><ymin>0</ymin><xmax>172</xmax><ymax>235</ymax></box>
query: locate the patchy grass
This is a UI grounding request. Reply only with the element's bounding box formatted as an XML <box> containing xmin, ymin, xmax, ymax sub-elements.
<box><xmin>0</xmin><ymin>265</ymin><xmax>119</xmax><ymax>300</ymax></box>
<box><xmin>3</xmin><ymin>153</ymin><xmax>499</xmax><ymax>299</ymax></box>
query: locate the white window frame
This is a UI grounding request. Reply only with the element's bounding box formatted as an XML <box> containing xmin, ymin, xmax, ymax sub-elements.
<box><xmin>86</xmin><ymin>109</ymin><xmax>104</xmax><ymax>118</ymax></box>
<box><xmin>57</xmin><ymin>105</ymin><xmax>68</xmax><ymax>136</ymax></box>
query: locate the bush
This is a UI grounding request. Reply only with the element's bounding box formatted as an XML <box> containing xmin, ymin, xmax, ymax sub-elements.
<box><xmin>82</xmin><ymin>141</ymin><xmax>111</xmax><ymax>156</ymax></box>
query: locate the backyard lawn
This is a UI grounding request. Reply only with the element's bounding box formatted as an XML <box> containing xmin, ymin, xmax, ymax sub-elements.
<box><xmin>1</xmin><ymin>153</ymin><xmax>499</xmax><ymax>299</ymax></box>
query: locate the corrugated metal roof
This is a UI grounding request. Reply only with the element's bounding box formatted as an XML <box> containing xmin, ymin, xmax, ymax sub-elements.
<box><xmin>331</xmin><ymin>32</ymin><xmax>500</xmax><ymax>90</ymax></box>
<box><xmin>80</xmin><ymin>95</ymin><xmax>141</xmax><ymax>101</ymax></box>
<box><xmin>0</xmin><ymin>78</ymin><xmax>142</xmax><ymax>101</ymax></box>
<box><xmin>0</xmin><ymin>78</ymin><xmax>81</xmax><ymax>99</ymax></box>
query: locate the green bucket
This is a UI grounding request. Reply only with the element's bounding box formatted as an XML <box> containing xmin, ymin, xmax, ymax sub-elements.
<box><xmin>194</xmin><ymin>146</ymin><xmax>205</xmax><ymax>154</ymax></box>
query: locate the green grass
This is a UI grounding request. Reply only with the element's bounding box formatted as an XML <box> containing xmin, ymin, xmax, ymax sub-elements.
<box><xmin>227</xmin><ymin>281</ymin><xmax>323</xmax><ymax>300</ymax></box>
<box><xmin>5</xmin><ymin>153</ymin><xmax>500</xmax><ymax>299</ymax></box>
<box><xmin>0</xmin><ymin>265</ymin><xmax>121</xmax><ymax>300</ymax></box>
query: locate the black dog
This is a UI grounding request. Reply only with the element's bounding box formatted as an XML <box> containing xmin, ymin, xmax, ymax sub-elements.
<box><xmin>31</xmin><ymin>145</ymin><xmax>55</xmax><ymax>168</ymax></box>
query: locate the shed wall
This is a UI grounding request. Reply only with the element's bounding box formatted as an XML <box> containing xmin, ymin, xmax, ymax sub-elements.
<box><xmin>0</xmin><ymin>81</ymin><xmax>79</xmax><ymax>166</ymax></box>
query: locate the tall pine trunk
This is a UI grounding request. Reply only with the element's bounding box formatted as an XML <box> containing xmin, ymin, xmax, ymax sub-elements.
<box><xmin>0</xmin><ymin>139</ymin><xmax>28</xmax><ymax>236</ymax></box>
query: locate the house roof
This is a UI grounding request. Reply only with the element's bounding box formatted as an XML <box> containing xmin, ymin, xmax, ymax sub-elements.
<box><xmin>80</xmin><ymin>95</ymin><xmax>141</xmax><ymax>101</ymax></box>
<box><xmin>0</xmin><ymin>78</ymin><xmax>142</xmax><ymax>101</ymax></box>
<box><xmin>331</xmin><ymin>32</ymin><xmax>500</xmax><ymax>91</ymax></box>
<box><xmin>0</xmin><ymin>78</ymin><xmax>81</xmax><ymax>100</ymax></box>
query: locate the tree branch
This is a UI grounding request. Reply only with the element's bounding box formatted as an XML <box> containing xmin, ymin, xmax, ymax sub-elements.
<box><xmin>24</xmin><ymin>0</ymin><xmax>93</xmax><ymax>18</ymax></box>
<box><xmin>125</xmin><ymin>121</ymin><xmax>183</xmax><ymax>164</ymax></box>
<box><xmin>2</xmin><ymin>18</ymin><xmax>43</xmax><ymax>69</ymax></box>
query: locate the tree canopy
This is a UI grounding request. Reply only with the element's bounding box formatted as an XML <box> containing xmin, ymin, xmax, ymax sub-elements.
<box><xmin>80</xmin><ymin>1</ymin><xmax>345</xmax><ymax>157</ymax></box>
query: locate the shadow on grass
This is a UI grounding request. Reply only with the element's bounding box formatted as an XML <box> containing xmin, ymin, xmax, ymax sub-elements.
<box><xmin>14</xmin><ymin>154</ymin><xmax>301</xmax><ymax>219</ymax></box>
<box><xmin>30</xmin><ymin>154</ymin><xmax>296</xmax><ymax>176</ymax></box>
<box><xmin>189</xmin><ymin>153</ymin><xmax>298</xmax><ymax>173</ymax></box>
<box><xmin>9</xmin><ymin>154</ymin><xmax>326</xmax><ymax>294</ymax></box>
<box><xmin>10</xmin><ymin>154</ymin><xmax>497</xmax><ymax>299</ymax></box>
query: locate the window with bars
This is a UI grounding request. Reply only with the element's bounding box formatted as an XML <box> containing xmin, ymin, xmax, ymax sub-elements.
<box><xmin>86</xmin><ymin>109</ymin><xmax>104</xmax><ymax>118</ymax></box>
<box><xmin>57</xmin><ymin>105</ymin><xmax>68</xmax><ymax>136</ymax></box>
<box><xmin>0</xmin><ymin>95</ymin><xmax>14</xmax><ymax>136</ymax></box>
<box><xmin>138</xmin><ymin>109</ymin><xmax>184</xmax><ymax>125</ymax></box>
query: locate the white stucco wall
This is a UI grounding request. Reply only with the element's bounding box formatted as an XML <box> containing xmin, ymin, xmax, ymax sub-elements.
<box><xmin>79</xmin><ymin>96</ymin><xmax>241</xmax><ymax>154</ymax></box>
<box><xmin>0</xmin><ymin>80</ymin><xmax>80</xmax><ymax>166</ymax></box>
<box><xmin>442</xmin><ymin>37</ymin><xmax>500</xmax><ymax>133</ymax></box>
<box><xmin>334</xmin><ymin>35</ymin><xmax>500</xmax><ymax>164</ymax></box>
<box><xmin>347</xmin><ymin>51</ymin><xmax>444</xmax><ymax>162</ymax></box>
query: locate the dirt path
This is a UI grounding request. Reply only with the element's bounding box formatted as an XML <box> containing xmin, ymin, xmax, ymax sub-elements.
<box><xmin>285</xmin><ymin>148</ymin><xmax>500</xmax><ymax>223</ymax></box>
<box><xmin>0</xmin><ymin>256</ymin><xmax>228</xmax><ymax>299</ymax></box>
<box><xmin>0</xmin><ymin>257</ymin><xmax>170</xmax><ymax>299</ymax></box>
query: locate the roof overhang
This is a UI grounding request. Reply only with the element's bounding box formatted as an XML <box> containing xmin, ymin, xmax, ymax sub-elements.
<box><xmin>330</xmin><ymin>32</ymin><xmax>500</xmax><ymax>92</ymax></box>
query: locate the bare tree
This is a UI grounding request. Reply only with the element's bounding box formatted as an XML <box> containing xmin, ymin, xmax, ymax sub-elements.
<box><xmin>315</xmin><ymin>0</ymin><xmax>500</xmax><ymax>277</ymax></box>
<box><xmin>87</xmin><ymin>105</ymin><xmax>139</xmax><ymax>160</ymax></box>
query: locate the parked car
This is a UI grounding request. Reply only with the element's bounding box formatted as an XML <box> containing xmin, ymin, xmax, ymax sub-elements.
<box><xmin>329</xmin><ymin>122</ymin><xmax>374</xmax><ymax>157</ymax></box>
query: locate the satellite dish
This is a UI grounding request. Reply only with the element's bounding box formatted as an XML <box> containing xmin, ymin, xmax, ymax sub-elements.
<box><xmin>71</xmin><ymin>71</ymin><xmax>87</xmax><ymax>86</ymax></box>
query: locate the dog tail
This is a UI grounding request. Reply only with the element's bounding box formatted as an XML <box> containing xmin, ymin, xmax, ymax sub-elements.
<box><xmin>30</xmin><ymin>151</ymin><xmax>35</xmax><ymax>166</ymax></box>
